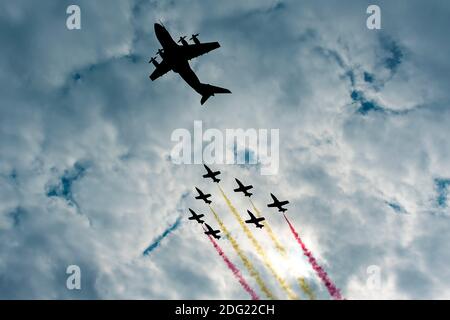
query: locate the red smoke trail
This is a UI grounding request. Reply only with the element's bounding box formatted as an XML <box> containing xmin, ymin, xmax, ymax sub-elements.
<box><xmin>206</xmin><ymin>233</ymin><xmax>260</xmax><ymax>300</ymax></box>
<box><xmin>283</xmin><ymin>214</ymin><xmax>344</xmax><ymax>300</ymax></box>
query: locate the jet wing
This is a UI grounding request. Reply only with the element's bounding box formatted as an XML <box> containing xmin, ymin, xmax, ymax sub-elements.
<box><xmin>181</xmin><ymin>42</ymin><xmax>221</xmax><ymax>61</ymax></box>
<box><xmin>149</xmin><ymin>60</ymin><xmax>171</xmax><ymax>81</ymax></box>
<box><xmin>247</xmin><ymin>211</ymin><xmax>256</xmax><ymax>220</ymax></box>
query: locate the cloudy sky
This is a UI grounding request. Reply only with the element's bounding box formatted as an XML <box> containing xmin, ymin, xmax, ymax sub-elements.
<box><xmin>1</xmin><ymin>0</ymin><xmax>450</xmax><ymax>299</ymax></box>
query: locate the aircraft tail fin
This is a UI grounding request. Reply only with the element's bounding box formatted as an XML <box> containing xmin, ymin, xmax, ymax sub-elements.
<box><xmin>199</xmin><ymin>83</ymin><xmax>231</xmax><ymax>105</ymax></box>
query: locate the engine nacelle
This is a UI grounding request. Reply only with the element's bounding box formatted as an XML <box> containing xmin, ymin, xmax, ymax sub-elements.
<box><xmin>149</xmin><ymin>57</ymin><xmax>159</xmax><ymax>67</ymax></box>
<box><xmin>191</xmin><ymin>34</ymin><xmax>200</xmax><ymax>45</ymax></box>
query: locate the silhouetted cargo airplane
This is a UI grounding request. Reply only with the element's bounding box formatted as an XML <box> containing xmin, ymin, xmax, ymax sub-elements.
<box><xmin>149</xmin><ymin>23</ymin><xmax>231</xmax><ymax>105</ymax></box>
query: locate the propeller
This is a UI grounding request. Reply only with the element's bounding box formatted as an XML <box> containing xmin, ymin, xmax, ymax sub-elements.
<box><xmin>156</xmin><ymin>48</ymin><xmax>164</xmax><ymax>56</ymax></box>
<box><xmin>190</xmin><ymin>33</ymin><xmax>199</xmax><ymax>41</ymax></box>
<box><xmin>149</xmin><ymin>56</ymin><xmax>157</xmax><ymax>64</ymax></box>
<box><xmin>177</xmin><ymin>36</ymin><xmax>187</xmax><ymax>43</ymax></box>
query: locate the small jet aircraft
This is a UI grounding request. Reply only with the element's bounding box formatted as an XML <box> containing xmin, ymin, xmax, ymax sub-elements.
<box><xmin>203</xmin><ymin>165</ymin><xmax>221</xmax><ymax>183</ymax></box>
<box><xmin>233</xmin><ymin>178</ymin><xmax>253</xmax><ymax>197</ymax></box>
<box><xmin>149</xmin><ymin>23</ymin><xmax>231</xmax><ymax>105</ymax></box>
<box><xmin>188</xmin><ymin>208</ymin><xmax>205</xmax><ymax>224</ymax></box>
<box><xmin>244</xmin><ymin>210</ymin><xmax>265</xmax><ymax>229</ymax></box>
<box><xmin>195</xmin><ymin>187</ymin><xmax>212</xmax><ymax>204</ymax></box>
<box><xmin>204</xmin><ymin>223</ymin><xmax>221</xmax><ymax>240</ymax></box>
<box><xmin>267</xmin><ymin>193</ymin><xmax>289</xmax><ymax>212</ymax></box>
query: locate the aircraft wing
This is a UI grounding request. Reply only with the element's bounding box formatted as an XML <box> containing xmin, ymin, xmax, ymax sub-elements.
<box><xmin>149</xmin><ymin>60</ymin><xmax>171</xmax><ymax>81</ymax></box>
<box><xmin>181</xmin><ymin>42</ymin><xmax>221</xmax><ymax>61</ymax></box>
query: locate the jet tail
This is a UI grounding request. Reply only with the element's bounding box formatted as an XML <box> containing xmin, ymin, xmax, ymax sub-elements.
<box><xmin>199</xmin><ymin>83</ymin><xmax>231</xmax><ymax>105</ymax></box>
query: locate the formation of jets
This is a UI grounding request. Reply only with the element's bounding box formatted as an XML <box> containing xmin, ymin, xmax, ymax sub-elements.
<box><xmin>188</xmin><ymin>165</ymin><xmax>290</xmax><ymax>240</ymax></box>
<box><xmin>149</xmin><ymin>23</ymin><xmax>231</xmax><ymax>105</ymax></box>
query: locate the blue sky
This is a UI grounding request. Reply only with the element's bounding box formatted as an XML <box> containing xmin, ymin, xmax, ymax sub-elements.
<box><xmin>1</xmin><ymin>0</ymin><xmax>450</xmax><ymax>299</ymax></box>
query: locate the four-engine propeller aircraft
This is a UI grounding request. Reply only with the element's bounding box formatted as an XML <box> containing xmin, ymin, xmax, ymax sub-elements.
<box><xmin>233</xmin><ymin>178</ymin><xmax>253</xmax><ymax>197</ymax></box>
<box><xmin>188</xmin><ymin>208</ymin><xmax>205</xmax><ymax>224</ymax></box>
<box><xmin>267</xmin><ymin>193</ymin><xmax>289</xmax><ymax>212</ymax></box>
<box><xmin>244</xmin><ymin>210</ymin><xmax>265</xmax><ymax>229</ymax></box>
<box><xmin>203</xmin><ymin>165</ymin><xmax>221</xmax><ymax>183</ymax></box>
<box><xmin>204</xmin><ymin>223</ymin><xmax>221</xmax><ymax>240</ymax></box>
<box><xmin>149</xmin><ymin>23</ymin><xmax>231</xmax><ymax>105</ymax></box>
<box><xmin>195</xmin><ymin>187</ymin><xmax>212</xmax><ymax>204</ymax></box>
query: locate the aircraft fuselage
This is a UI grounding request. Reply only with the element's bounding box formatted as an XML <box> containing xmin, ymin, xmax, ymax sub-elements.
<box><xmin>154</xmin><ymin>23</ymin><xmax>202</xmax><ymax>92</ymax></box>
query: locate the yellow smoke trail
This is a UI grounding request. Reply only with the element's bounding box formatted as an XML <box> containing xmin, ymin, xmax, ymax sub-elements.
<box><xmin>249</xmin><ymin>199</ymin><xmax>316</xmax><ymax>300</ymax></box>
<box><xmin>218</xmin><ymin>186</ymin><xmax>299</xmax><ymax>300</ymax></box>
<box><xmin>208</xmin><ymin>206</ymin><xmax>277</xmax><ymax>300</ymax></box>
<box><xmin>298</xmin><ymin>277</ymin><xmax>316</xmax><ymax>300</ymax></box>
<box><xmin>249</xmin><ymin>199</ymin><xmax>286</xmax><ymax>256</ymax></box>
